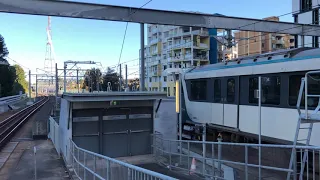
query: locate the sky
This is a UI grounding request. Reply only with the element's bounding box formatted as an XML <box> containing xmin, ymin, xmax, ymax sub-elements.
<box><xmin>0</xmin><ymin>0</ymin><xmax>293</xmax><ymax>79</ymax></box>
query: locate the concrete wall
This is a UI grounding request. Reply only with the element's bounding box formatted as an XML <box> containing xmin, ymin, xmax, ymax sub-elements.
<box><xmin>154</xmin><ymin>98</ymin><xmax>178</xmax><ymax>153</ymax></box>
<box><xmin>59</xmin><ymin>99</ymin><xmax>72</xmax><ymax>163</ymax></box>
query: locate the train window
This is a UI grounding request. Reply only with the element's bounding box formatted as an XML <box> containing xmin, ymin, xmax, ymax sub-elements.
<box><xmin>261</xmin><ymin>76</ymin><xmax>281</xmax><ymax>105</ymax></box>
<box><xmin>227</xmin><ymin>78</ymin><xmax>235</xmax><ymax>102</ymax></box>
<box><xmin>190</xmin><ymin>79</ymin><xmax>207</xmax><ymax>101</ymax></box>
<box><xmin>214</xmin><ymin>79</ymin><xmax>221</xmax><ymax>102</ymax></box>
<box><xmin>289</xmin><ymin>75</ymin><xmax>320</xmax><ymax>107</ymax></box>
<box><xmin>249</xmin><ymin>76</ymin><xmax>281</xmax><ymax>105</ymax></box>
<box><xmin>249</xmin><ymin>77</ymin><xmax>258</xmax><ymax>104</ymax></box>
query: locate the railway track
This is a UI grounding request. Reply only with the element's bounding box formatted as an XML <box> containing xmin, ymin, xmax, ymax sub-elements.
<box><xmin>0</xmin><ymin>97</ymin><xmax>49</xmax><ymax>149</ymax></box>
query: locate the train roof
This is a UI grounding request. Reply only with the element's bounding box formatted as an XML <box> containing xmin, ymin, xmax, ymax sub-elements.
<box><xmin>187</xmin><ymin>47</ymin><xmax>320</xmax><ymax>74</ymax></box>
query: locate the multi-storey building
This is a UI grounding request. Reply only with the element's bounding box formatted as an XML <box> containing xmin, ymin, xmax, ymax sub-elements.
<box><xmin>292</xmin><ymin>0</ymin><xmax>319</xmax><ymax>48</ymax></box>
<box><xmin>144</xmin><ymin>25</ymin><xmax>211</xmax><ymax>96</ymax></box>
<box><xmin>234</xmin><ymin>16</ymin><xmax>295</xmax><ymax>57</ymax></box>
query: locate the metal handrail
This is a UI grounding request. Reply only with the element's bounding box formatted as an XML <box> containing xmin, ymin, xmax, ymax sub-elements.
<box><xmin>304</xmin><ymin>70</ymin><xmax>320</xmax><ymax>118</ymax></box>
<box><xmin>69</xmin><ymin>139</ymin><xmax>177</xmax><ymax>180</ymax></box>
<box><xmin>151</xmin><ymin>134</ymin><xmax>320</xmax><ymax>150</ymax></box>
<box><xmin>152</xmin><ymin>134</ymin><xmax>320</xmax><ymax>180</ymax></box>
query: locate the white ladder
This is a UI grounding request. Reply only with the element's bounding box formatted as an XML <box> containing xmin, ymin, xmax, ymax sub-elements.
<box><xmin>287</xmin><ymin>72</ymin><xmax>320</xmax><ymax>180</ymax></box>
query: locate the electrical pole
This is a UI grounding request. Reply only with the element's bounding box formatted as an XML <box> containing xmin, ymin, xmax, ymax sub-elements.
<box><xmin>29</xmin><ymin>70</ymin><xmax>31</xmax><ymax>98</ymax></box>
<box><xmin>35</xmin><ymin>74</ymin><xmax>38</xmax><ymax>98</ymax></box>
<box><xmin>76</xmin><ymin>69</ymin><xmax>79</xmax><ymax>93</ymax></box>
<box><xmin>55</xmin><ymin>63</ymin><xmax>58</xmax><ymax>97</ymax></box>
<box><xmin>119</xmin><ymin>64</ymin><xmax>122</xmax><ymax>91</ymax></box>
<box><xmin>63</xmin><ymin>62</ymin><xmax>66</xmax><ymax>93</ymax></box>
<box><xmin>125</xmin><ymin>64</ymin><xmax>128</xmax><ymax>88</ymax></box>
<box><xmin>140</xmin><ymin>23</ymin><xmax>145</xmax><ymax>91</ymax></box>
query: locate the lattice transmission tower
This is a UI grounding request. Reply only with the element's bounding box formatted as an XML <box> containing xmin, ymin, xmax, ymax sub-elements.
<box><xmin>44</xmin><ymin>16</ymin><xmax>55</xmax><ymax>74</ymax></box>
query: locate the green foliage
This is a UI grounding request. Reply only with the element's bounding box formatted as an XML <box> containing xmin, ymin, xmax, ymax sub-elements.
<box><xmin>101</xmin><ymin>67</ymin><xmax>122</xmax><ymax>91</ymax></box>
<box><xmin>11</xmin><ymin>64</ymin><xmax>28</xmax><ymax>95</ymax></box>
<box><xmin>0</xmin><ymin>34</ymin><xmax>8</xmax><ymax>59</ymax></box>
<box><xmin>0</xmin><ymin>65</ymin><xmax>15</xmax><ymax>97</ymax></box>
<box><xmin>83</xmin><ymin>68</ymin><xmax>102</xmax><ymax>92</ymax></box>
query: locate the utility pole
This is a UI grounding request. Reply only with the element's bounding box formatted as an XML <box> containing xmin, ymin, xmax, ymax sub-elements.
<box><xmin>29</xmin><ymin>70</ymin><xmax>31</xmax><ymax>98</ymax></box>
<box><xmin>140</xmin><ymin>23</ymin><xmax>145</xmax><ymax>91</ymax></box>
<box><xmin>125</xmin><ymin>64</ymin><xmax>128</xmax><ymax>88</ymax></box>
<box><xmin>55</xmin><ymin>63</ymin><xmax>58</xmax><ymax>97</ymax></box>
<box><xmin>76</xmin><ymin>69</ymin><xmax>79</xmax><ymax>93</ymax></box>
<box><xmin>119</xmin><ymin>64</ymin><xmax>122</xmax><ymax>91</ymax></box>
<box><xmin>35</xmin><ymin>74</ymin><xmax>38</xmax><ymax>98</ymax></box>
<box><xmin>63</xmin><ymin>62</ymin><xmax>66</xmax><ymax>93</ymax></box>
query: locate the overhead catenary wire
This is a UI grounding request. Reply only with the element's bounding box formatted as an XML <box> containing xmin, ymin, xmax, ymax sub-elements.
<box><xmin>116</xmin><ymin>0</ymin><xmax>153</xmax><ymax>71</ymax></box>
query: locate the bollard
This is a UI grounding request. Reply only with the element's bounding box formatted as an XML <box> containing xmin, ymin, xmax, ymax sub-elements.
<box><xmin>217</xmin><ymin>133</ymin><xmax>223</xmax><ymax>178</ymax></box>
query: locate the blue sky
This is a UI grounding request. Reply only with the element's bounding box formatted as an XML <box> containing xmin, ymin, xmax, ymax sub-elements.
<box><xmin>0</xmin><ymin>0</ymin><xmax>292</xmax><ymax>78</ymax></box>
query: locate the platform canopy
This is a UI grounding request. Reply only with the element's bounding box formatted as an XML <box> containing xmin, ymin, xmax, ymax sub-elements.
<box><xmin>0</xmin><ymin>0</ymin><xmax>320</xmax><ymax>36</ymax></box>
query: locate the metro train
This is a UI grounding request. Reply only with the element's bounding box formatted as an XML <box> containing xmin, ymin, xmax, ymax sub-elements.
<box><xmin>180</xmin><ymin>47</ymin><xmax>320</xmax><ymax>146</ymax></box>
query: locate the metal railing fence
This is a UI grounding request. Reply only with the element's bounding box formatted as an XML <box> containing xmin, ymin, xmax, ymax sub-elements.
<box><xmin>69</xmin><ymin>139</ymin><xmax>177</xmax><ymax>180</ymax></box>
<box><xmin>151</xmin><ymin>134</ymin><xmax>320</xmax><ymax>180</ymax></box>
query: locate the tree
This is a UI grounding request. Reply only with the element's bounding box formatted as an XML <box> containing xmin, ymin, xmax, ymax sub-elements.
<box><xmin>83</xmin><ymin>68</ymin><xmax>102</xmax><ymax>92</ymax></box>
<box><xmin>101</xmin><ymin>67</ymin><xmax>122</xmax><ymax>91</ymax></box>
<box><xmin>11</xmin><ymin>64</ymin><xmax>28</xmax><ymax>95</ymax></box>
<box><xmin>0</xmin><ymin>34</ymin><xmax>9</xmax><ymax>61</ymax></box>
<box><xmin>128</xmin><ymin>78</ymin><xmax>140</xmax><ymax>91</ymax></box>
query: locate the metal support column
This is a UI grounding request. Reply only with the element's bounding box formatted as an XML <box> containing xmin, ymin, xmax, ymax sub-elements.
<box><xmin>140</xmin><ymin>23</ymin><xmax>145</xmax><ymax>91</ymax></box>
<box><xmin>35</xmin><ymin>74</ymin><xmax>38</xmax><ymax>98</ymax></box>
<box><xmin>28</xmin><ymin>70</ymin><xmax>31</xmax><ymax>98</ymax></box>
<box><xmin>119</xmin><ymin>64</ymin><xmax>122</xmax><ymax>91</ymax></box>
<box><xmin>63</xmin><ymin>62</ymin><xmax>67</xmax><ymax>93</ymax></box>
<box><xmin>76</xmin><ymin>69</ymin><xmax>79</xmax><ymax>93</ymax></box>
<box><xmin>301</xmin><ymin>35</ymin><xmax>305</xmax><ymax>47</ymax></box>
<box><xmin>125</xmin><ymin>64</ymin><xmax>128</xmax><ymax>88</ymax></box>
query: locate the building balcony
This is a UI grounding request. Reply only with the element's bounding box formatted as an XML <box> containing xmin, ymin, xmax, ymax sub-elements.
<box><xmin>149</xmin><ymin>38</ymin><xmax>161</xmax><ymax>45</ymax></box>
<box><xmin>193</xmin><ymin>55</ymin><xmax>209</xmax><ymax>61</ymax></box>
<box><xmin>192</xmin><ymin>30</ymin><xmax>209</xmax><ymax>36</ymax></box>
<box><xmin>199</xmin><ymin>43</ymin><xmax>209</xmax><ymax>49</ymax></box>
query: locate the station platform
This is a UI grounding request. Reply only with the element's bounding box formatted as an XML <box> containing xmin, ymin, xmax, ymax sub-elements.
<box><xmin>0</xmin><ymin>96</ymin><xmax>70</xmax><ymax>180</ymax></box>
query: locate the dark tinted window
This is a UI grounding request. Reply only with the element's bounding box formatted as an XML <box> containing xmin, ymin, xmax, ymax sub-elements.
<box><xmin>214</xmin><ymin>79</ymin><xmax>221</xmax><ymax>102</ymax></box>
<box><xmin>289</xmin><ymin>75</ymin><xmax>304</xmax><ymax>106</ymax></box>
<box><xmin>190</xmin><ymin>79</ymin><xmax>207</xmax><ymax>101</ymax></box>
<box><xmin>227</xmin><ymin>78</ymin><xmax>235</xmax><ymax>102</ymax></box>
<box><xmin>249</xmin><ymin>77</ymin><xmax>258</xmax><ymax>104</ymax></box>
<box><xmin>249</xmin><ymin>76</ymin><xmax>281</xmax><ymax>105</ymax></box>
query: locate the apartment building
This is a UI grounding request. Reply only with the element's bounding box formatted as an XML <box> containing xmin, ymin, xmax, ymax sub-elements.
<box><xmin>292</xmin><ymin>0</ymin><xmax>319</xmax><ymax>48</ymax></box>
<box><xmin>234</xmin><ymin>16</ymin><xmax>295</xmax><ymax>57</ymax></box>
<box><xmin>144</xmin><ymin>25</ymin><xmax>210</xmax><ymax>96</ymax></box>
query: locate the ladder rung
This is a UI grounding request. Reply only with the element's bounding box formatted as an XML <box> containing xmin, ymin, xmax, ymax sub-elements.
<box><xmin>299</xmin><ymin>127</ymin><xmax>311</xmax><ymax>129</ymax></box>
<box><xmin>297</xmin><ymin>139</ymin><xmax>308</xmax><ymax>141</ymax></box>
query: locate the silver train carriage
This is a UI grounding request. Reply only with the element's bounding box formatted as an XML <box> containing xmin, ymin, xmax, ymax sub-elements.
<box><xmin>180</xmin><ymin>47</ymin><xmax>320</xmax><ymax>146</ymax></box>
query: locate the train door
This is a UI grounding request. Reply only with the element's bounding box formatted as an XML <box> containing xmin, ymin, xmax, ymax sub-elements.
<box><xmin>222</xmin><ymin>77</ymin><xmax>239</xmax><ymax>128</ymax></box>
<box><xmin>212</xmin><ymin>78</ymin><xmax>223</xmax><ymax>125</ymax></box>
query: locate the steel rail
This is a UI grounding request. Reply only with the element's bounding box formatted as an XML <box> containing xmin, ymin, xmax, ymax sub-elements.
<box><xmin>0</xmin><ymin>97</ymin><xmax>49</xmax><ymax>149</ymax></box>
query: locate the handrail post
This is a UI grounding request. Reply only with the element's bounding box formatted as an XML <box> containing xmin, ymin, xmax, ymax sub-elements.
<box><xmin>245</xmin><ymin>145</ymin><xmax>248</xmax><ymax>180</ymax></box>
<box><xmin>305</xmin><ymin>74</ymin><xmax>308</xmax><ymax>118</ymax></box>
<box><xmin>93</xmin><ymin>156</ymin><xmax>96</xmax><ymax>180</ymax></box>
<box><xmin>217</xmin><ymin>135</ymin><xmax>222</xmax><ymax>177</ymax></box>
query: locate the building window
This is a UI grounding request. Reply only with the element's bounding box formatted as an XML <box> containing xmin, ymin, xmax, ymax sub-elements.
<box><xmin>163</xmin><ymin>87</ymin><xmax>167</xmax><ymax>92</ymax></box>
<box><xmin>149</xmin><ymin>77</ymin><xmax>152</xmax><ymax>82</ymax></box>
<box><xmin>168</xmin><ymin>87</ymin><xmax>170</xmax><ymax>96</ymax></box>
<box><xmin>169</xmin><ymin>64</ymin><xmax>172</xmax><ymax>68</ymax></box>
<box><xmin>227</xmin><ymin>78</ymin><xmax>235</xmax><ymax>103</ymax></box>
<box><xmin>249</xmin><ymin>76</ymin><xmax>281</xmax><ymax>105</ymax></box>
<box><xmin>173</xmin><ymin>87</ymin><xmax>176</xmax><ymax>96</ymax></box>
<box><xmin>301</xmin><ymin>0</ymin><xmax>312</xmax><ymax>12</ymax></box>
<box><xmin>190</xmin><ymin>79</ymin><xmax>207</xmax><ymax>101</ymax></box>
<box><xmin>214</xmin><ymin>79</ymin><xmax>221</xmax><ymax>102</ymax></box>
<box><xmin>163</xmin><ymin>65</ymin><xmax>167</xmax><ymax>70</ymax></box>
<box><xmin>313</xmin><ymin>9</ymin><xmax>319</xmax><ymax>24</ymax></box>
<box><xmin>164</xmin><ymin>76</ymin><xmax>167</xmax><ymax>82</ymax></box>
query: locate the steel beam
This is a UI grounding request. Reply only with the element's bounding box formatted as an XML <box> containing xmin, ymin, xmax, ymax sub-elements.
<box><xmin>0</xmin><ymin>0</ymin><xmax>320</xmax><ymax>36</ymax></box>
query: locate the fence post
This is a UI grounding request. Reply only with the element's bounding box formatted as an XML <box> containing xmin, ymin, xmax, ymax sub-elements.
<box><xmin>84</xmin><ymin>152</ymin><xmax>86</xmax><ymax>180</ymax></box>
<box><xmin>217</xmin><ymin>134</ymin><xmax>223</xmax><ymax>178</ymax></box>
<box><xmin>94</xmin><ymin>156</ymin><xmax>96</xmax><ymax>180</ymax></box>
<box><xmin>245</xmin><ymin>145</ymin><xmax>248</xmax><ymax>180</ymax></box>
<box><xmin>34</xmin><ymin>146</ymin><xmax>37</xmax><ymax>180</ymax></box>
